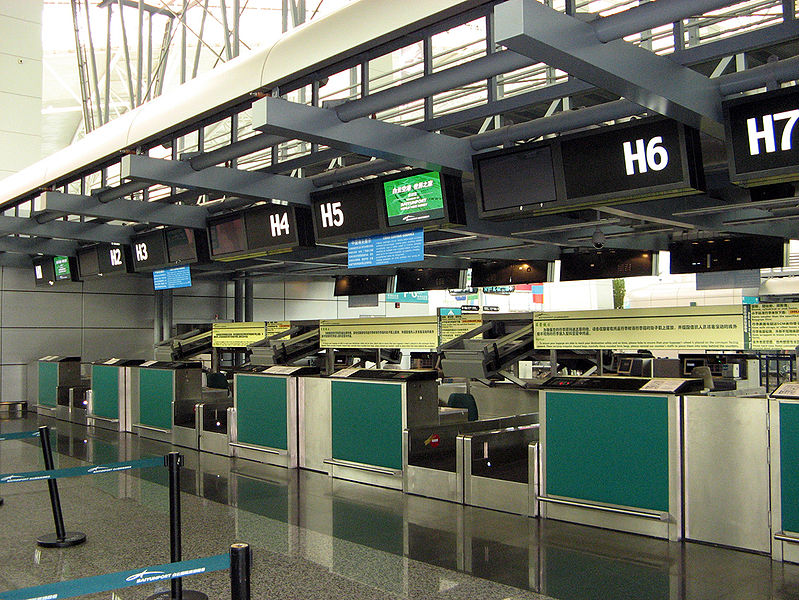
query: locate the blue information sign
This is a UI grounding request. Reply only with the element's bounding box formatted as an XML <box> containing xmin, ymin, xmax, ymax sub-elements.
<box><xmin>386</xmin><ymin>291</ymin><xmax>429</xmax><ymax>303</ymax></box>
<box><xmin>153</xmin><ymin>265</ymin><xmax>192</xmax><ymax>290</ymax></box>
<box><xmin>348</xmin><ymin>228</ymin><xmax>424</xmax><ymax>268</ymax></box>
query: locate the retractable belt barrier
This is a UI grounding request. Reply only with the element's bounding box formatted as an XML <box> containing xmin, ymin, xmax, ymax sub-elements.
<box><xmin>0</xmin><ymin>456</ymin><xmax>164</xmax><ymax>484</ymax></box>
<box><xmin>0</xmin><ymin>542</ymin><xmax>252</xmax><ymax>600</ymax></box>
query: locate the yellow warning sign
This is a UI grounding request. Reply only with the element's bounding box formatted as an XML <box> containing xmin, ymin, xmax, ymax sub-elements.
<box><xmin>212</xmin><ymin>322</ymin><xmax>266</xmax><ymax>347</ymax></box>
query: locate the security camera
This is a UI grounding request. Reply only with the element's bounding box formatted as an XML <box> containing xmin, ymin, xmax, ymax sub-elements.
<box><xmin>591</xmin><ymin>227</ymin><xmax>606</xmax><ymax>249</ymax></box>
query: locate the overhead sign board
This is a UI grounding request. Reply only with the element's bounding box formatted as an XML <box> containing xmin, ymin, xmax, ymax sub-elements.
<box><xmin>311</xmin><ymin>180</ymin><xmax>384</xmax><ymax>244</ymax></box>
<box><xmin>386</xmin><ymin>291</ymin><xmax>429</xmax><ymax>303</ymax></box>
<box><xmin>439</xmin><ymin>314</ymin><xmax>482</xmax><ymax>345</ymax></box>
<box><xmin>131</xmin><ymin>230</ymin><xmax>168</xmax><ymax>272</ymax></box>
<box><xmin>320</xmin><ymin>316</ymin><xmax>438</xmax><ymax>349</ymax></box>
<box><xmin>560</xmin><ymin>117</ymin><xmax>704</xmax><ymax>206</ymax></box>
<box><xmin>745</xmin><ymin>302</ymin><xmax>799</xmax><ymax>350</ymax></box>
<box><xmin>724</xmin><ymin>86</ymin><xmax>799</xmax><ymax>186</ymax></box>
<box><xmin>212</xmin><ymin>322</ymin><xmax>266</xmax><ymax>347</ymax></box>
<box><xmin>348</xmin><ymin>228</ymin><xmax>424</xmax><ymax>268</ymax></box>
<box><xmin>533</xmin><ymin>306</ymin><xmax>744</xmax><ymax>350</ymax></box>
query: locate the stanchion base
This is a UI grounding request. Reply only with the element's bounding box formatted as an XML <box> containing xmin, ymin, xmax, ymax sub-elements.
<box><xmin>145</xmin><ymin>590</ymin><xmax>208</xmax><ymax>600</ymax></box>
<box><xmin>0</xmin><ymin>497</ymin><xmax>4</xmax><ymax>506</ymax></box>
<box><xmin>36</xmin><ymin>532</ymin><xmax>87</xmax><ymax>548</ymax></box>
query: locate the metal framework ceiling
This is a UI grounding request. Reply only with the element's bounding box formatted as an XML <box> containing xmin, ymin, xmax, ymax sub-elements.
<box><xmin>2</xmin><ymin>0</ymin><xmax>799</xmax><ymax>278</ymax></box>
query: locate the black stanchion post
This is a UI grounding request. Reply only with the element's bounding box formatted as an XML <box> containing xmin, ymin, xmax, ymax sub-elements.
<box><xmin>146</xmin><ymin>452</ymin><xmax>207</xmax><ymax>600</ymax></box>
<box><xmin>229</xmin><ymin>543</ymin><xmax>251</xmax><ymax>600</ymax></box>
<box><xmin>36</xmin><ymin>425</ymin><xmax>86</xmax><ymax>548</ymax></box>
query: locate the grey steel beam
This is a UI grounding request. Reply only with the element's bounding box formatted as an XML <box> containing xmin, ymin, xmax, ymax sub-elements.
<box><xmin>99</xmin><ymin>0</ymin><xmax>171</xmax><ymax>16</ymax></box>
<box><xmin>120</xmin><ymin>154</ymin><xmax>315</xmax><ymax>204</ymax></box>
<box><xmin>38</xmin><ymin>191</ymin><xmax>208</xmax><ymax>229</ymax></box>
<box><xmin>592</xmin><ymin>0</ymin><xmax>733</xmax><ymax>43</ymax></box>
<box><xmin>94</xmin><ymin>180</ymin><xmax>150</xmax><ymax>202</ymax></box>
<box><xmin>0</xmin><ymin>253</ymin><xmax>34</xmax><ymax>269</ymax></box>
<box><xmin>0</xmin><ymin>236</ymin><xmax>78</xmax><ymax>256</ymax></box>
<box><xmin>252</xmin><ymin>97</ymin><xmax>474</xmax><ymax>173</ymax></box>
<box><xmin>717</xmin><ymin>55</ymin><xmax>799</xmax><ymax>96</ymax></box>
<box><xmin>189</xmin><ymin>134</ymin><xmax>285</xmax><ymax>170</ymax></box>
<box><xmin>0</xmin><ymin>215</ymin><xmax>135</xmax><ymax>243</ymax></box>
<box><xmin>495</xmin><ymin>0</ymin><xmax>725</xmax><ymax>138</ymax></box>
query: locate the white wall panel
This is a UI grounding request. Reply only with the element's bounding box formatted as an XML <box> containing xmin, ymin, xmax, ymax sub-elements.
<box><xmin>0</xmin><ymin>1</ymin><xmax>42</xmax><ymax>23</ymax></box>
<box><xmin>2</xmin><ymin>328</ymin><xmax>81</xmax><ymax>364</ymax></box>
<box><xmin>82</xmin><ymin>293</ymin><xmax>153</xmax><ymax>328</ymax></box>
<box><xmin>0</xmin><ymin>53</ymin><xmax>41</xmax><ymax>97</ymax></box>
<box><xmin>1</xmin><ymin>364</ymin><xmax>25</xmax><ymax>401</ymax></box>
<box><xmin>253</xmin><ymin>280</ymin><xmax>285</xmax><ymax>298</ymax></box>
<box><xmin>285</xmin><ymin>279</ymin><xmax>334</xmax><ymax>300</ymax></box>
<box><xmin>3</xmin><ymin>291</ymin><xmax>82</xmax><ymax>327</ymax></box>
<box><xmin>0</xmin><ymin>133</ymin><xmax>43</xmax><ymax>172</ymax></box>
<box><xmin>0</xmin><ymin>91</ymin><xmax>40</xmax><ymax>134</ymax></box>
<box><xmin>0</xmin><ymin>18</ymin><xmax>41</xmax><ymax>60</ymax></box>
<box><xmin>252</xmin><ymin>299</ymin><xmax>285</xmax><ymax>322</ymax></box>
<box><xmin>285</xmin><ymin>299</ymin><xmax>337</xmax><ymax>320</ymax></box>
<box><xmin>336</xmin><ymin>298</ymin><xmax>386</xmax><ymax>318</ymax></box>
<box><xmin>81</xmin><ymin>328</ymin><xmax>154</xmax><ymax>362</ymax></box>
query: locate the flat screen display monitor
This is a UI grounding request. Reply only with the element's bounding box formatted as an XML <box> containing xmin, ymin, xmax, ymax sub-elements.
<box><xmin>471</xmin><ymin>260</ymin><xmax>549</xmax><ymax>287</ymax></box>
<box><xmin>166</xmin><ymin>228</ymin><xmax>198</xmax><ymax>264</ymax></box>
<box><xmin>617</xmin><ymin>358</ymin><xmax>633</xmax><ymax>375</ymax></box>
<box><xmin>669</xmin><ymin>235</ymin><xmax>785</xmax><ymax>273</ymax></box>
<box><xmin>77</xmin><ymin>246</ymin><xmax>100</xmax><ymax>278</ymax></box>
<box><xmin>333</xmin><ymin>275</ymin><xmax>392</xmax><ymax>297</ymax></box>
<box><xmin>395</xmin><ymin>268</ymin><xmax>464</xmax><ymax>292</ymax></box>
<box><xmin>208</xmin><ymin>215</ymin><xmax>248</xmax><ymax>258</ymax></box>
<box><xmin>383</xmin><ymin>171</ymin><xmax>445</xmax><ymax>226</ymax></box>
<box><xmin>33</xmin><ymin>256</ymin><xmax>55</xmax><ymax>287</ymax></box>
<box><xmin>131</xmin><ymin>230</ymin><xmax>168</xmax><ymax>272</ymax></box>
<box><xmin>473</xmin><ymin>141</ymin><xmax>563</xmax><ymax>219</ymax></box>
<box><xmin>560</xmin><ymin>249</ymin><xmax>654</xmax><ymax>281</ymax></box>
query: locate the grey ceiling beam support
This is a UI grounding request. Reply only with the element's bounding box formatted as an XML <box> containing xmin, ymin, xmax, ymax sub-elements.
<box><xmin>0</xmin><ymin>236</ymin><xmax>78</xmax><ymax>256</ymax></box>
<box><xmin>0</xmin><ymin>215</ymin><xmax>135</xmax><ymax>243</ymax></box>
<box><xmin>120</xmin><ymin>154</ymin><xmax>315</xmax><ymax>205</ymax></box>
<box><xmin>495</xmin><ymin>0</ymin><xmax>725</xmax><ymax>138</ymax></box>
<box><xmin>188</xmin><ymin>133</ymin><xmax>285</xmax><ymax>171</ymax></box>
<box><xmin>717</xmin><ymin>55</ymin><xmax>799</xmax><ymax>96</ymax></box>
<box><xmin>37</xmin><ymin>191</ymin><xmax>208</xmax><ymax>229</ymax></box>
<box><xmin>592</xmin><ymin>0</ymin><xmax>734</xmax><ymax>43</ymax></box>
<box><xmin>0</xmin><ymin>253</ymin><xmax>34</xmax><ymax>268</ymax></box>
<box><xmin>94</xmin><ymin>180</ymin><xmax>150</xmax><ymax>203</ymax></box>
<box><xmin>252</xmin><ymin>97</ymin><xmax>474</xmax><ymax>173</ymax></box>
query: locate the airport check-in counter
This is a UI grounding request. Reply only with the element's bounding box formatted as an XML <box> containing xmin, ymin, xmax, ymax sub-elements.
<box><xmin>768</xmin><ymin>383</ymin><xmax>799</xmax><ymax>562</ymax></box>
<box><xmin>403</xmin><ymin>413</ymin><xmax>538</xmax><ymax>504</ymax></box>
<box><xmin>537</xmin><ymin>375</ymin><xmax>703</xmax><ymax>541</ymax></box>
<box><xmin>229</xmin><ymin>365</ymin><xmax>319</xmax><ymax>467</ymax></box>
<box><xmin>65</xmin><ymin>379</ymin><xmax>92</xmax><ymax>425</ymax></box>
<box><xmin>87</xmin><ymin>359</ymin><xmax>145</xmax><ymax>432</ymax></box>
<box><xmin>131</xmin><ymin>360</ymin><xmax>202</xmax><ymax>448</ymax></box>
<box><xmin>37</xmin><ymin>356</ymin><xmax>81</xmax><ymax>418</ymax></box>
<box><xmin>300</xmin><ymin>368</ymin><xmax>439</xmax><ymax>490</ymax></box>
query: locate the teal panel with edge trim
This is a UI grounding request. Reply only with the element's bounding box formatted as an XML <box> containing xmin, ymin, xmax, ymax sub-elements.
<box><xmin>236</xmin><ymin>375</ymin><xmax>288</xmax><ymax>450</ymax></box>
<box><xmin>38</xmin><ymin>362</ymin><xmax>58</xmax><ymax>407</ymax></box>
<box><xmin>331</xmin><ymin>380</ymin><xmax>402</xmax><ymax>470</ymax></box>
<box><xmin>545</xmin><ymin>391</ymin><xmax>669</xmax><ymax>512</ymax></box>
<box><xmin>91</xmin><ymin>365</ymin><xmax>120</xmax><ymax>419</ymax></box>
<box><xmin>139</xmin><ymin>369</ymin><xmax>173</xmax><ymax>430</ymax></box>
<box><xmin>780</xmin><ymin>403</ymin><xmax>799</xmax><ymax>533</ymax></box>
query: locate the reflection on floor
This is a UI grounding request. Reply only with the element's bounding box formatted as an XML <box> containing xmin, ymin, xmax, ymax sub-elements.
<box><xmin>2</xmin><ymin>413</ymin><xmax>799</xmax><ymax>600</ymax></box>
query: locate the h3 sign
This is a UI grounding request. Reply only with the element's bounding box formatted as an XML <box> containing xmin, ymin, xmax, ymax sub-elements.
<box><xmin>724</xmin><ymin>87</ymin><xmax>799</xmax><ymax>186</ymax></box>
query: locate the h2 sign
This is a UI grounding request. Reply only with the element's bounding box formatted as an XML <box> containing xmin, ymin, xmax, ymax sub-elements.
<box><xmin>724</xmin><ymin>87</ymin><xmax>799</xmax><ymax>185</ymax></box>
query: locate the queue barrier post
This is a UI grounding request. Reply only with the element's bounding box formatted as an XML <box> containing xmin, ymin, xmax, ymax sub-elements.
<box><xmin>36</xmin><ymin>425</ymin><xmax>86</xmax><ymax>548</ymax></box>
<box><xmin>145</xmin><ymin>452</ymin><xmax>207</xmax><ymax>600</ymax></box>
<box><xmin>229</xmin><ymin>543</ymin><xmax>251</xmax><ymax>600</ymax></box>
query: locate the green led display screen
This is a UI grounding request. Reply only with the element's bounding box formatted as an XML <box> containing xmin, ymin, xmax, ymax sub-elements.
<box><xmin>384</xmin><ymin>171</ymin><xmax>444</xmax><ymax>226</ymax></box>
<box><xmin>53</xmin><ymin>256</ymin><xmax>72</xmax><ymax>281</ymax></box>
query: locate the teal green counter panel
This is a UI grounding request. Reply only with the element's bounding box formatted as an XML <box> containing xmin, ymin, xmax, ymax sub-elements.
<box><xmin>780</xmin><ymin>403</ymin><xmax>799</xmax><ymax>533</ymax></box>
<box><xmin>331</xmin><ymin>381</ymin><xmax>402</xmax><ymax>471</ymax></box>
<box><xmin>91</xmin><ymin>365</ymin><xmax>120</xmax><ymax>419</ymax></box>
<box><xmin>38</xmin><ymin>362</ymin><xmax>58</xmax><ymax>407</ymax></box>
<box><xmin>236</xmin><ymin>375</ymin><xmax>288</xmax><ymax>450</ymax></box>
<box><xmin>139</xmin><ymin>369</ymin><xmax>174</xmax><ymax>430</ymax></box>
<box><xmin>545</xmin><ymin>391</ymin><xmax>669</xmax><ymax>513</ymax></box>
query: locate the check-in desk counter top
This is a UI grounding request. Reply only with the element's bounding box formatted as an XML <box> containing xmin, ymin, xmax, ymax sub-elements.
<box><xmin>538</xmin><ymin>376</ymin><xmax>703</xmax><ymax>541</ymax></box>
<box><xmin>37</xmin><ymin>356</ymin><xmax>81</xmax><ymax>416</ymax></box>
<box><xmin>768</xmin><ymin>383</ymin><xmax>799</xmax><ymax>562</ymax></box>
<box><xmin>404</xmin><ymin>413</ymin><xmax>538</xmax><ymax>504</ymax></box>
<box><xmin>303</xmin><ymin>368</ymin><xmax>440</xmax><ymax>490</ymax></box>
<box><xmin>88</xmin><ymin>358</ymin><xmax>145</xmax><ymax>432</ymax></box>
<box><xmin>131</xmin><ymin>360</ymin><xmax>202</xmax><ymax>448</ymax></box>
<box><xmin>231</xmin><ymin>364</ymin><xmax>319</xmax><ymax>468</ymax></box>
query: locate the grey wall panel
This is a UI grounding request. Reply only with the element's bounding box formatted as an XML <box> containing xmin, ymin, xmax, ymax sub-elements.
<box><xmin>0</xmin><ymin>54</ymin><xmax>41</xmax><ymax>97</ymax></box>
<box><xmin>1</xmin><ymin>364</ymin><xmax>25</xmax><ymax>401</ymax></box>
<box><xmin>0</xmin><ymin>17</ymin><xmax>41</xmax><ymax>60</ymax></box>
<box><xmin>3</xmin><ymin>267</ymin><xmax>82</xmax><ymax>292</ymax></box>
<box><xmin>25</xmin><ymin>361</ymin><xmax>37</xmax><ymax>407</ymax></box>
<box><xmin>3</xmin><ymin>290</ymin><xmax>82</xmax><ymax>327</ymax></box>
<box><xmin>82</xmin><ymin>293</ymin><xmax>153</xmax><ymax>328</ymax></box>
<box><xmin>0</xmin><ymin>91</ymin><xmax>40</xmax><ymax>134</ymax></box>
<box><xmin>337</xmin><ymin>299</ymin><xmax>387</xmax><ymax>318</ymax></box>
<box><xmin>173</xmin><ymin>294</ymin><xmax>227</xmax><ymax>323</ymax></box>
<box><xmin>173</xmin><ymin>279</ymin><xmax>227</xmax><ymax>297</ymax></box>
<box><xmin>0</xmin><ymin>1</ymin><xmax>42</xmax><ymax>23</ymax></box>
<box><xmin>285</xmin><ymin>299</ymin><xmax>337</xmax><ymax>320</ymax></box>
<box><xmin>252</xmin><ymin>299</ymin><xmax>285</xmax><ymax>322</ymax></box>
<box><xmin>82</xmin><ymin>275</ymin><xmax>154</xmax><ymax>295</ymax></box>
<box><xmin>285</xmin><ymin>279</ymin><xmax>334</xmax><ymax>300</ymax></box>
<box><xmin>253</xmin><ymin>280</ymin><xmax>285</xmax><ymax>298</ymax></box>
<box><xmin>226</xmin><ymin>298</ymin><xmax>234</xmax><ymax>319</ymax></box>
<box><xmin>81</xmin><ymin>328</ymin><xmax>154</xmax><ymax>362</ymax></box>
<box><xmin>2</xmin><ymin>328</ymin><xmax>82</xmax><ymax>364</ymax></box>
